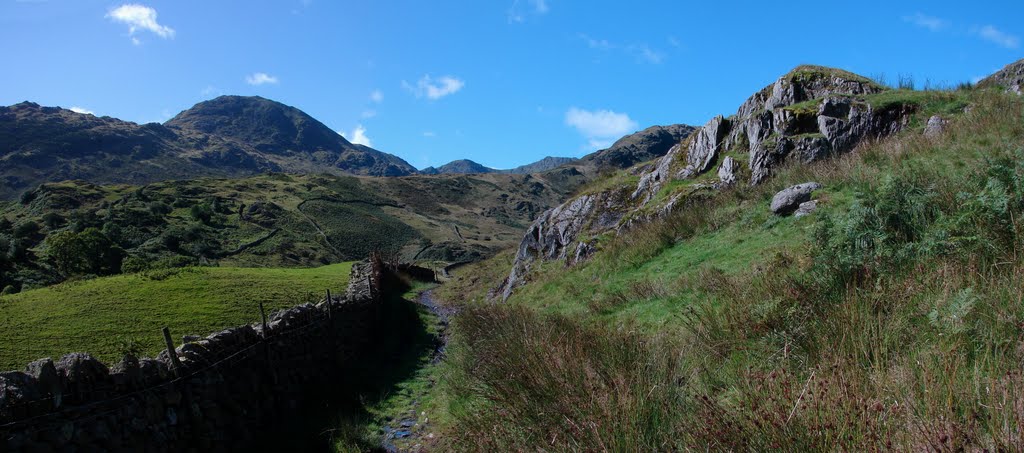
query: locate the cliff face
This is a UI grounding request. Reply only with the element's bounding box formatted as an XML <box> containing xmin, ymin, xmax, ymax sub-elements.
<box><xmin>497</xmin><ymin>65</ymin><xmax>917</xmax><ymax>300</ymax></box>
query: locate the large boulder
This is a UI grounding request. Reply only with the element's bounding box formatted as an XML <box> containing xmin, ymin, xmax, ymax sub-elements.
<box><xmin>771</xmin><ymin>182</ymin><xmax>823</xmax><ymax>215</ymax></box>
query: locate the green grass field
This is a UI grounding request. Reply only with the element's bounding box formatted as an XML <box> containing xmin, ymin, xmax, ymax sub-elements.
<box><xmin>0</xmin><ymin>262</ymin><xmax>353</xmax><ymax>370</ymax></box>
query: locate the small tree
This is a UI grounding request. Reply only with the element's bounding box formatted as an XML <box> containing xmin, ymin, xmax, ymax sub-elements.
<box><xmin>44</xmin><ymin>230</ymin><xmax>84</xmax><ymax>276</ymax></box>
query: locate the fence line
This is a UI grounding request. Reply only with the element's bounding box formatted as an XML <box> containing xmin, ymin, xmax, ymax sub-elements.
<box><xmin>1</xmin><ymin>294</ymin><xmax>355</xmax><ymax>436</ymax></box>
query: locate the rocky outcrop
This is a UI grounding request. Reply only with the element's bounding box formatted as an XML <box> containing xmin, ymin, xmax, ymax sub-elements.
<box><xmin>979</xmin><ymin>58</ymin><xmax>1024</xmax><ymax>95</ymax></box>
<box><xmin>498</xmin><ymin>65</ymin><xmax>918</xmax><ymax>300</ymax></box>
<box><xmin>771</xmin><ymin>182</ymin><xmax>822</xmax><ymax>215</ymax></box>
<box><xmin>497</xmin><ymin>189</ymin><xmax>629</xmax><ymax>300</ymax></box>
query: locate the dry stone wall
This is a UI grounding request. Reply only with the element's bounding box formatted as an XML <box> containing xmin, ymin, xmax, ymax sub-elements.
<box><xmin>0</xmin><ymin>258</ymin><xmax>387</xmax><ymax>452</ymax></box>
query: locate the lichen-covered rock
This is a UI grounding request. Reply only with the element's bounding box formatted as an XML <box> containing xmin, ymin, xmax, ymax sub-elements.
<box><xmin>771</xmin><ymin>182</ymin><xmax>823</xmax><ymax>215</ymax></box>
<box><xmin>924</xmin><ymin>115</ymin><xmax>946</xmax><ymax>138</ymax></box>
<box><xmin>795</xmin><ymin>200</ymin><xmax>819</xmax><ymax>217</ymax></box>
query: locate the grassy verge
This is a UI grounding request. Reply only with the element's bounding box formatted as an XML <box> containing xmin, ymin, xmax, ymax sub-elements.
<box><xmin>0</xmin><ymin>262</ymin><xmax>352</xmax><ymax>369</ymax></box>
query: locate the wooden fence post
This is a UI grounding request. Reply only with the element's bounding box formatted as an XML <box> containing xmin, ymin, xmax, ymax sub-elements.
<box><xmin>259</xmin><ymin>301</ymin><xmax>269</xmax><ymax>338</ymax></box>
<box><xmin>162</xmin><ymin>327</ymin><xmax>182</xmax><ymax>375</ymax></box>
<box><xmin>326</xmin><ymin>289</ymin><xmax>333</xmax><ymax>321</ymax></box>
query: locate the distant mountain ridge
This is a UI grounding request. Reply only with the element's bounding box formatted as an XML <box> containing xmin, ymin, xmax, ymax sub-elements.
<box><xmin>0</xmin><ymin>96</ymin><xmax>417</xmax><ymax>199</ymax></box>
<box><xmin>420</xmin><ymin>156</ymin><xmax>579</xmax><ymax>175</ymax></box>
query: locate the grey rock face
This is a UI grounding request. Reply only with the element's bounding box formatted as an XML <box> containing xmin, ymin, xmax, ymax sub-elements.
<box><xmin>771</xmin><ymin>182</ymin><xmax>822</xmax><ymax>215</ymax></box>
<box><xmin>717</xmin><ymin>156</ymin><xmax>740</xmax><ymax>186</ymax></box>
<box><xmin>686</xmin><ymin>116</ymin><xmax>729</xmax><ymax>174</ymax></box>
<box><xmin>632</xmin><ymin>143</ymin><xmax>685</xmax><ymax>203</ymax></box>
<box><xmin>924</xmin><ymin>115</ymin><xmax>946</xmax><ymax>138</ymax></box>
<box><xmin>499</xmin><ymin>190</ymin><xmax>627</xmax><ymax>300</ymax></box>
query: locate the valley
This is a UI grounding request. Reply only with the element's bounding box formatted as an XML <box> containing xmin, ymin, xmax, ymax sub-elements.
<box><xmin>2</xmin><ymin>35</ymin><xmax>1024</xmax><ymax>451</ymax></box>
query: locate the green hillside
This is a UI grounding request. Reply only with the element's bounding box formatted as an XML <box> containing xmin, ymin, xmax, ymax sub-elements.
<box><xmin>0</xmin><ymin>169</ymin><xmax>584</xmax><ymax>294</ymax></box>
<box><xmin>0</xmin><ymin>262</ymin><xmax>352</xmax><ymax>370</ymax></box>
<box><xmin>433</xmin><ymin>87</ymin><xmax>1024</xmax><ymax>450</ymax></box>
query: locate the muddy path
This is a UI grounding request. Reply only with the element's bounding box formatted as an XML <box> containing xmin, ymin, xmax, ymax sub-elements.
<box><xmin>377</xmin><ymin>288</ymin><xmax>454</xmax><ymax>452</ymax></box>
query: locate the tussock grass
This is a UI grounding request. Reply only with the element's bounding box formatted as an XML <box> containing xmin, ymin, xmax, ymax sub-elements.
<box><xmin>438</xmin><ymin>88</ymin><xmax>1024</xmax><ymax>450</ymax></box>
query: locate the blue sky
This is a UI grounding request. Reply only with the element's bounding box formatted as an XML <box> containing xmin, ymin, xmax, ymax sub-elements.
<box><xmin>1</xmin><ymin>1</ymin><xmax>1021</xmax><ymax>170</ymax></box>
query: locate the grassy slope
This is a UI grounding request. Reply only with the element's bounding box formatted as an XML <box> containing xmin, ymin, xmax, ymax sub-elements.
<box><xmin>435</xmin><ymin>87</ymin><xmax>1024</xmax><ymax>450</ymax></box>
<box><xmin>0</xmin><ymin>262</ymin><xmax>352</xmax><ymax>370</ymax></box>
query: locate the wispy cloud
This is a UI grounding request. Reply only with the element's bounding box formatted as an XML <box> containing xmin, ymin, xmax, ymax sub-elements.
<box><xmin>974</xmin><ymin>25</ymin><xmax>1020</xmax><ymax>49</ymax></box>
<box><xmin>245</xmin><ymin>72</ymin><xmax>279</xmax><ymax>86</ymax></box>
<box><xmin>69</xmin><ymin>106</ymin><xmax>95</xmax><ymax>115</ymax></box>
<box><xmin>577</xmin><ymin>33</ymin><xmax>665</xmax><ymax>64</ymax></box>
<box><xmin>507</xmin><ymin>0</ymin><xmax>548</xmax><ymax>23</ymax></box>
<box><xmin>423</xmin><ymin>131</ymin><xmax>437</xmax><ymax>138</ymax></box>
<box><xmin>370</xmin><ymin>89</ymin><xmax>383</xmax><ymax>103</ymax></box>
<box><xmin>106</xmin><ymin>4</ymin><xmax>175</xmax><ymax>44</ymax></box>
<box><xmin>361</xmin><ymin>110</ymin><xmax>377</xmax><ymax>119</ymax></box>
<box><xmin>902</xmin><ymin>12</ymin><xmax>948</xmax><ymax>32</ymax></box>
<box><xmin>565</xmin><ymin>107</ymin><xmax>637</xmax><ymax>151</ymax></box>
<box><xmin>402</xmin><ymin>75</ymin><xmax>465</xmax><ymax>100</ymax></box>
<box><xmin>340</xmin><ymin>125</ymin><xmax>372</xmax><ymax>147</ymax></box>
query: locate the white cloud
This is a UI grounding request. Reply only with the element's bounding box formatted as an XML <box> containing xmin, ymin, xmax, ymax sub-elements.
<box><xmin>902</xmin><ymin>12</ymin><xmax>948</xmax><ymax>32</ymax></box>
<box><xmin>106</xmin><ymin>4</ymin><xmax>175</xmax><ymax>43</ymax></box>
<box><xmin>361</xmin><ymin>110</ymin><xmax>377</xmax><ymax>119</ymax></box>
<box><xmin>975</xmin><ymin>25</ymin><xmax>1020</xmax><ymax>49</ymax></box>
<box><xmin>423</xmin><ymin>131</ymin><xmax>436</xmax><ymax>138</ymax></box>
<box><xmin>565</xmin><ymin>107</ymin><xmax>637</xmax><ymax>150</ymax></box>
<box><xmin>340</xmin><ymin>125</ymin><xmax>372</xmax><ymax>147</ymax></box>
<box><xmin>402</xmin><ymin>75</ymin><xmax>465</xmax><ymax>100</ymax></box>
<box><xmin>370</xmin><ymin>89</ymin><xmax>383</xmax><ymax>103</ymax></box>
<box><xmin>69</xmin><ymin>106</ymin><xmax>95</xmax><ymax>115</ymax></box>
<box><xmin>578</xmin><ymin>34</ymin><xmax>665</xmax><ymax>64</ymax></box>
<box><xmin>246</xmin><ymin>72</ymin><xmax>279</xmax><ymax>86</ymax></box>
